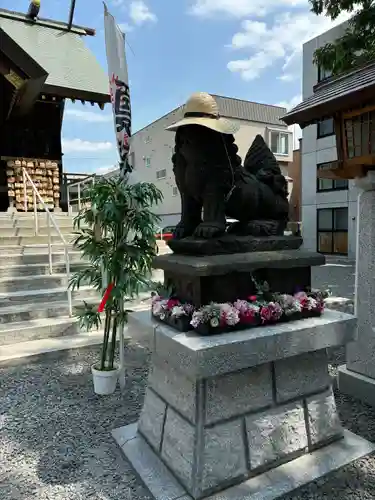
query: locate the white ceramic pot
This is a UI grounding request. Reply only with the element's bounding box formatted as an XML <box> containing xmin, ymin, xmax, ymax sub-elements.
<box><xmin>91</xmin><ymin>364</ymin><xmax>119</xmax><ymax>395</ymax></box>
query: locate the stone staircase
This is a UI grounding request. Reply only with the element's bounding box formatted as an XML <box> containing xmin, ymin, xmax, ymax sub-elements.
<box><xmin>0</xmin><ymin>213</ymin><xmax>167</xmax><ymax>364</ymax></box>
<box><xmin>0</xmin><ymin>212</ymin><xmax>102</xmax><ymax>361</ymax></box>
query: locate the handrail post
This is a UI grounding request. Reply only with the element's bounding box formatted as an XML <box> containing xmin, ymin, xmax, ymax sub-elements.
<box><xmin>77</xmin><ymin>183</ymin><xmax>81</xmax><ymax>212</ymax></box>
<box><xmin>48</xmin><ymin>216</ymin><xmax>53</xmax><ymax>274</ymax></box>
<box><xmin>23</xmin><ymin>169</ymin><xmax>27</xmax><ymax>212</ymax></box>
<box><xmin>33</xmin><ymin>190</ymin><xmax>38</xmax><ymax>235</ymax></box>
<box><xmin>65</xmin><ymin>245</ymin><xmax>73</xmax><ymax>317</ymax></box>
<box><xmin>67</xmin><ymin>184</ymin><xmax>71</xmax><ymax>216</ymax></box>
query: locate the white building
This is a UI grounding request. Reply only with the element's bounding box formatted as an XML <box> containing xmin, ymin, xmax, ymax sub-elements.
<box><xmin>301</xmin><ymin>21</ymin><xmax>358</xmax><ymax>259</ymax></box>
<box><xmin>129</xmin><ymin>95</ymin><xmax>293</xmax><ymax>228</ymax></box>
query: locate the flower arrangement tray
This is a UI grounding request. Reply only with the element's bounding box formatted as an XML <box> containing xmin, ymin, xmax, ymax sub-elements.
<box><xmin>152</xmin><ymin>310</ymin><xmax>323</xmax><ymax>335</ymax></box>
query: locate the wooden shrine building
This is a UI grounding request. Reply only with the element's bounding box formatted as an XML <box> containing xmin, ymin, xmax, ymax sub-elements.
<box><xmin>0</xmin><ymin>8</ymin><xmax>110</xmax><ymax>212</ymax></box>
<box><xmin>283</xmin><ymin>62</ymin><xmax>375</xmax><ymax>181</ymax></box>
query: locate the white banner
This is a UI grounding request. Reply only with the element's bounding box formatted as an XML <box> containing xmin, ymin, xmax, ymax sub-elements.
<box><xmin>104</xmin><ymin>3</ymin><xmax>132</xmax><ymax>179</ymax></box>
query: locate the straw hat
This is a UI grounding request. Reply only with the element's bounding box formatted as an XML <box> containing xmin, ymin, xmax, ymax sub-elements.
<box><xmin>166</xmin><ymin>92</ymin><xmax>240</xmax><ymax>135</ymax></box>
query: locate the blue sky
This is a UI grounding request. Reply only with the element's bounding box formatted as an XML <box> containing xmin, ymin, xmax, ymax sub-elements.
<box><xmin>4</xmin><ymin>0</ymin><xmax>350</xmax><ymax>174</ymax></box>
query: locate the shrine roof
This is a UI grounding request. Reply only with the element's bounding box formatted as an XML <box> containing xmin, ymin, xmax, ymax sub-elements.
<box><xmin>0</xmin><ymin>8</ymin><xmax>110</xmax><ymax>104</ymax></box>
<box><xmin>282</xmin><ymin>61</ymin><xmax>375</xmax><ymax>128</ymax></box>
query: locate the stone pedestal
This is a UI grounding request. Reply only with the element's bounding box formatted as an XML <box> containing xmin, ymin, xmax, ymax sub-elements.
<box><xmin>112</xmin><ymin>310</ymin><xmax>375</xmax><ymax>500</ymax></box>
<box><xmin>338</xmin><ymin>171</ymin><xmax>375</xmax><ymax>406</ymax></box>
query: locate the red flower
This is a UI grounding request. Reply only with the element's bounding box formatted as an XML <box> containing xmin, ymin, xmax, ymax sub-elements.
<box><xmin>299</xmin><ymin>297</ymin><xmax>309</xmax><ymax>309</ymax></box>
<box><xmin>167</xmin><ymin>299</ymin><xmax>180</xmax><ymax>310</ymax></box>
<box><xmin>248</xmin><ymin>295</ymin><xmax>257</xmax><ymax>302</ymax></box>
<box><xmin>242</xmin><ymin>309</ymin><xmax>257</xmax><ymax>324</ymax></box>
<box><xmin>260</xmin><ymin>306</ymin><xmax>272</xmax><ymax>323</ymax></box>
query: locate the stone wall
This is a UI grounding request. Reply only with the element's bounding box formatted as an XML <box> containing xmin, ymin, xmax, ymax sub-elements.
<box><xmin>138</xmin><ymin>349</ymin><xmax>343</xmax><ymax>499</ymax></box>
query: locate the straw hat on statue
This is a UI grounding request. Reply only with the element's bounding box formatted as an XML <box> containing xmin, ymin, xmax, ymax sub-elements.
<box><xmin>166</xmin><ymin>92</ymin><xmax>239</xmax><ymax>135</ymax></box>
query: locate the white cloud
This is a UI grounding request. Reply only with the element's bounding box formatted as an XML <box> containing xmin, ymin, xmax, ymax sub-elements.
<box><xmin>276</xmin><ymin>94</ymin><xmax>302</xmax><ymax>111</ymax></box>
<box><xmin>118</xmin><ymin>22</ymin><xmax>134</xmax><ymax>33</ymax></box>
<box><xmin>190</xmin><ymin>0</ymin><xmax>305</xmax><ymax>18</ymax></box>
<box><xmin>130</xmin><ymin>1</ymin><xmax>157</xmax><ymax>25</ymax></box>
<box><xmin>62</xmin><ymin>139</ymin><xmax>114</xmax><ymax>153</ymax></box>
<box><xmin>227</xmin><ymin>10</ymin><xmax>353</xmax><ymax>81</ymax></box>
<box><xmin>65</xmin><ymin>109</ymin><xmax>112</xmax><ymax>123</ymax></box>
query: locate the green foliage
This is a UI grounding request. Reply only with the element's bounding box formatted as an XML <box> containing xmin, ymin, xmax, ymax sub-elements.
<box><xmin>70</xmin><ymin>176</ymin><xmax>162</xmax><ymax>371</ymax></box>
<box><xmin>310</xmin><ymin>0</ymin><xmax>375</xmax><ymax>74</ymax></box>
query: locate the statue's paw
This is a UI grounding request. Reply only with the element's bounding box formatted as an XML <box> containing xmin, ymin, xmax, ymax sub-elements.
<box><xmin>193</xmin><ymin>223</ymin><xmax>225</xmax><ymax>239</ymax></box>
<box><xmin>173</xmin><ymin>224</ymin><xmax>195</xmax><ymax>240</ymax></box>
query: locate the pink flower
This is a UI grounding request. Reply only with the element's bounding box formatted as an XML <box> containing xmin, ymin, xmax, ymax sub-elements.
<box><xmin>268</xmin><ymin>302</ymin><xmax>283</xmax><ymax>321</ymax></box>
<box><xmin>248</xmin><ymin>295</ymin><xmax>257</xmax><ymax>302</ymax></box>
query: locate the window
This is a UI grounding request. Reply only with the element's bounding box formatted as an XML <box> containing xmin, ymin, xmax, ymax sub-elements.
<box><xmin>145</xmin><ymin>136</ymin><xmax>151</xmax><ymax>144</ymax></box>
<box><xmin>156</xmin><ymin>169</ymin><xmax>166</xmax><ymax>180</ymax></box>
<box><xmin>317</xmin><ymin>163</ymin><xmax>348</xmax><ymax>192</ymax></box>
<box><xmin>317</xmin><ymin>118</ymin><xmax>334</xmax><ymax>138</ymax></box>
<box><xmin>172</xmin><ymin>186</ymin><xmax>178</xmax><ymax>196</ymax></box>
<box><xmin>144</xmin><ymin>157</ymin><xmax>151</xmax><ymax>168</ymax></box>
<box><xmin>270</xmin><ymin>131</ymin><xmax>289</xmax><ymax>155</ymax></box>
<box><xmin>318</xmin><ymin>65</ymin><xmax>333</xmax><ymax>82</ymax></box>
<box><xmin>317</xmin><ymin>207</ymin><xmax>348</xmax><ymax>255</ymax></box>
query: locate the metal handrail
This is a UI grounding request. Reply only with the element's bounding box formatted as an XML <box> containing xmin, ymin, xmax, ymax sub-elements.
<box><xmin>67</xmin><ymin>174</ymin><xmax>96</xmax><ymax>215</ymax></box>
<box><xmin>22</xmin><ymin>168</ymin><xmax>73</xmax><ymax>316</ymax></box>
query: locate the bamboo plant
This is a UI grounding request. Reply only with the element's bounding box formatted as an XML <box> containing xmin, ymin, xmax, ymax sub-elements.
<box><xmin>69</xmin><ymin>176</ymin><xmax>162</xmax><ymax>371</ymax></box>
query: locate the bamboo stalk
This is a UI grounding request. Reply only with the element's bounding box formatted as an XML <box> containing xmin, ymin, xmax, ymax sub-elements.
<box><xmin>108</xmin><ymin>311</ymin><xmax>118</xmax><ymax>371</ymax></box>
<box><xmin>100</xmin><ymin>308</ymin><xmax>112</xmax><ymax>370</ymax></box>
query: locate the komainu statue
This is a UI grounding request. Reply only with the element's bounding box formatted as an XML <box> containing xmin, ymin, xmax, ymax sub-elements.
<box><xmin>166</xmin><ymin>92</ymin><xmax>289</xmax><ymax>239</ymax></box>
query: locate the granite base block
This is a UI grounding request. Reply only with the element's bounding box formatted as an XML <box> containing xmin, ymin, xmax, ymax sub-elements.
<box><xmin>112</xmin><ymin>424</ymin><xmax>375</xmax><ymax>500</ymax></box>
<box><xmin>338</xmin><ymin>364</ymin><xmax>375</xmax><ymax>407</ymax></box>
<box><xmin>137</xmin><ymin>351</ymin><xmax>344</xmax><ymax>499</ymax></box>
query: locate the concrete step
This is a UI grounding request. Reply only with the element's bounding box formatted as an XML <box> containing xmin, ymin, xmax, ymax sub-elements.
<box><xmin>0</xmin><ymin>226</ymin><xmax>75</xmax><ymax>237</ymax></box>
<box><xmin>0</xmin><ymin>251</ymin><xmax>83</xmax><ymax>265</ymax></box>
<box><xmin>0</xmin><ymin>274</ymin><xmax>70</xmax><ymax>293</ymax></box>
<box><xmin>0</xmin><ymin>244</ymin><xmax>75</xmax><ymax>254</ymax></box>
<box><xmin>0</xmin><ymin>293</ymin><xmax>151</xmax><ymax>326</ymax></box>
<box><xmin>0</xmin><ymin>235</ymin><xmax>75</xmax><ymax>246</ymax></box>
<box><xmin>0</xmin><ymin>285</ymin><xmax>99</xmax><ymax>307</ymax></box>
<box><xmin>0</xmin><ymin>218</ymin><xmax>76</xmax><ymax>227</ymax></box>
<box><xmin>0</xmin><ymin>262</ymin><xmax>87</xmax><ymax>279</ymax></box>
<box><xmin>0</xmin><ymin>300</ymin><xmax>151</xmax><ymax>347</ymax></box>
<box><xmin>0</xmin><ymin>297</ymin><xmax>93</xmax><ymax>325</ymax></box>
<box><xmin>0</xmin><ymin>330</ymin><xmax>105</xmax><ymax>366</ymax></box>
<box><xmin>0</xmin><ymin>316</ymin><xmax>80</xmax><ymax>346</ymax></box>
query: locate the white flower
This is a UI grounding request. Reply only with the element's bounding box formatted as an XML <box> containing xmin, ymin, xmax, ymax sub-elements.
<box><xmin>190</xmin><ymin>311</ymin><xmax>203</xmax><ymax>328</ymax></box>
<box><xmin>210</xmin><ymin>317</ymin><xmax>220</xmax><ymax>328</ymax></box>
<box><xmin>171</xmin><ymin>306</ymin><xmax>186</xmax><ymax>318</ymax></box>
<box><xmin>159</xmin><ymin>313</ymin><xmax>166</xmax><ymax>320</ymax></box>
<box><xmin>307</xmin><ymin>298</ymin><xmax>318</xmax><ymax>310</ymax></box>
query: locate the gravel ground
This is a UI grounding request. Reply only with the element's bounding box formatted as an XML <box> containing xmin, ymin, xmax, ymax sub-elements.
<box><xmin>1</xmin><ymin>339</ymin><xmax>375</xmax><ymax>500</ymax></box>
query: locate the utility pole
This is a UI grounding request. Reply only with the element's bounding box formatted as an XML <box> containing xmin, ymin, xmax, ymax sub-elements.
<box><xmin>67</xmin><ymin>0</ymin><xmax>76</xmax><ymax>29</ymax></box>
